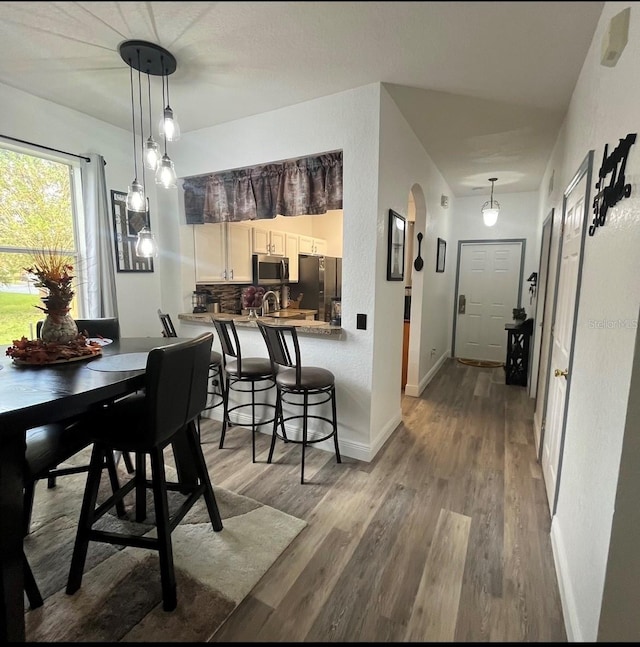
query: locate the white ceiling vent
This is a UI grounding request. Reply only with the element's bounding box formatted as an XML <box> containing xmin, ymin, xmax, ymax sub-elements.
<box><xmin>601</xmin><ymin>7</ymin><xmax>630</xmax><ymax>67</ymax></box>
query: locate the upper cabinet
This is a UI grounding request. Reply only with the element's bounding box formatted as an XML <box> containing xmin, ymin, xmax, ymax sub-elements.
<box><xmin>285</xmin><ymin>233</ymin><xmax>299</xmax><ymax>282</ymax></box>
<box><xmin>252</xmin><ymin>226</ymin><xmax>285</xmax><ymax>256</ymax></box>
<box><xmin>299</xmin><ymin>235</ymin><xmax>327</xmax><ymax>256</ymax></box>
<box><xmin>194</xmin><ymin>223</ymin><xmax>252</xmax><ymax>283</ymax></box>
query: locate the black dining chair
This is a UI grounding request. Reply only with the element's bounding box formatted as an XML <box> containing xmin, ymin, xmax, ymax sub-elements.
<box><xmin>33</xmin><ymin>316</ymin><xmax>135</xmax><ymax>488</ymax></box>
<box><xmin>65</xmin><ymin>333</ymin><xmax>223</xmax><ymax>612</ymax></box>
<box><xmin>157</xmin><ymin>309</ymin><xmax>224</xmax><ymax>437</ymax></box>
<box><xmin>257</xmin><ymin>321</ymin><xmax>341</xmax><ymax>484</ymax></box>
<box><xmin>212</xmin><ymin>318</ymin><xmax>276</xmax><ymax>463</ymax></box>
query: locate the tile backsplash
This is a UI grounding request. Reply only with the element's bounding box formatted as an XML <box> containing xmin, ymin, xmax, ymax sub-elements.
<box><xmin>195</xmin><ymin>284</ymin><xmax>291</xmax><ymax>314</ymax></box>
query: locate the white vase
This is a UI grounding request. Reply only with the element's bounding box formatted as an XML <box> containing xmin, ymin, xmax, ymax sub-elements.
<box><xmin>40</xmin><ymin>312</ymin><xmax>78</xmax><ymax>344</ymax></box>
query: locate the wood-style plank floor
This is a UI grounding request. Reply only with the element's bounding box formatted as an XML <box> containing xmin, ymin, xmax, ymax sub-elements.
<box><xmin>199</xmin><ymin>358</ymin><xmax>566</xmax><ymax>642</ymax></box>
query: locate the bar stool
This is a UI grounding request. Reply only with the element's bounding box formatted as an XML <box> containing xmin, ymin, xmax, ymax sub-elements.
<box><xmin>212</xmin><ymin>318</ymin><xmax>276</xmax><ymax>462</ymax></box>
<box><xmin>257</xmin><ymin>321</ymin><xmax>341</xmax><ymax>484</ymax></box>
<box><xmin>157</xmin><ymin>309</ymin><xmax>224</xmax><ymax>437</ymax></box>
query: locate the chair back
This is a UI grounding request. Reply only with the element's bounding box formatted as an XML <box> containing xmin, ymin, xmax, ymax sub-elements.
<box><xmin>37</xmin><ymin>317</ymin><xmax>120</xmax><ymax>340</ymax></box>
<box><xmin>257</xmin><ymin>322</ymin><xmax>303</xmax><ymax>384</ymax></box>
<box><xmin>212</xmin><ymin>318</ymin><xmax>243</xmax><ymax>367</ymax></box>
<box><xmin>144</xmin><ymin>333</ymin><xmax>213</xmax><ymax>446</ymax></box>
<box><xmin>157</xmin><ymin>309</ymin><xmax>177</xmax><ymax>338</ymax></box>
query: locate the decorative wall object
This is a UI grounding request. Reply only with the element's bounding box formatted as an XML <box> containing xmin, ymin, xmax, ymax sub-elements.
<box><xmin>436</xmin><ymin>237</ymin><xmax>446</xmax><ymax>273</ymax></box>
<box><xmin>110</xmin><ymin>190</ymin><xmax>153</xmax><ymax>272</ymax></box>
<box><xmin>387</xmin><ymin>209</ymin><xmax>406</xmax><ymax>281</ymax></box>
<box><xmin>589</xmin><ymin>132</ymin><xmax>636</xmax><ymax>236</ymax></box>
<box><xmin>413</xmin><ymin>232</ymin><xmax>424</xmax><ymax>271</ymax></box>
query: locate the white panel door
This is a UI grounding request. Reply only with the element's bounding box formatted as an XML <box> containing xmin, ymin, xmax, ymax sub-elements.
<box><xmin>455</xmin><ymin>242</ymin><xmax>522</xmax><ymax>363</ymax></box>
<box><xmin>541</xmin><ymin>165</ymin><xmax>589</xmax><ymax>513</ymax></box>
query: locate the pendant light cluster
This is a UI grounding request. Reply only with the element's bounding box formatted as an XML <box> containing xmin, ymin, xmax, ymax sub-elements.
<box><xmin>481</xmin><ymin>177</ymin><xmax>500</xmax><ymax>227</ymax></box>
<box><xmin>119</xmin><ymin>40</ymin><xmax>180</xmax><ymax>258</ymax></box>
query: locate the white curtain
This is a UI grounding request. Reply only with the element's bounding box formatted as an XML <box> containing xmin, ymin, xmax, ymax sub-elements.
<box><xmin>80</xmin><ymin>153</ymin><xmax>118</xmax><ymax>318</ymax></box>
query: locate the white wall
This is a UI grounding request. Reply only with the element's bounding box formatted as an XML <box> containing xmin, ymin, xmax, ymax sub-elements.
<box><xmin>1</xmin><ymin>82</ymin><xmax>163</xmax><ymax>337</ymax></box>
<box><xmin>536</xmin><ymin>2</ymin><xmax>640</xmax><ymax>641</ymax></box>
<box><xmin>377</xmin><ymin>86</ymin><xmax>455</xmax><ymax>416</ymax></box>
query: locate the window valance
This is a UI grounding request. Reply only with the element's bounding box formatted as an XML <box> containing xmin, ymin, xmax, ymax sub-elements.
<box><xmin>182</xmin><ymin>150</ymin><xmax>342</xmax><ymax>224</ymax></box>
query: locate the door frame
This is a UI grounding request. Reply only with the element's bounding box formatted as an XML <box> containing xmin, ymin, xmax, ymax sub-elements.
<box><xmin>540</xmin><ymin>150</ymin><xmax>594</xmax><ymax>514</ymax></box>
<box><xmin>531</xmin><ymin>209</ymin><xmax>555</xmax><ymax>451</ymax></box>
<box><xmin>451</xmin><ymin>238</ymin><xmax>526</xmax><ymax>358</ymax></box>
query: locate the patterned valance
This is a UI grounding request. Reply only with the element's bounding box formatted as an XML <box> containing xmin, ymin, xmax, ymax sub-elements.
<box><xmin>182</xmin><ymin>150</ymin><xmax>342</xmax><ymax>224</ymax></box>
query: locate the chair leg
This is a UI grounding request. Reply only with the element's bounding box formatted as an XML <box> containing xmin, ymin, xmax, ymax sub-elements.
<box><xmin>66</xmin><ymin>444</ymin><xmax>106</xmax><ymax>595</ymax></box>
<box><xmin>47</xmin><ymin>471</ymin><xmax>57</xmax><ymax>489</ymax></box>
<box><xmin>331</xmin><ymin>386</ymin><xmax>341</xmax><ymax>464</ymax></box>
<box><xmin>268</xmin><ymin>389</ymin><xmax>281</xmax><ymax>463</ymax></box>
<box><xmin>219</xmin><ymin>376</ymin><xmax>232</xmax><ymax>449</ymax></box>
<box><xmin>301</xmin><ymin>391</ymin><xmax>308</xmax><ymax>484</ymax></box>
<box><xmin>135</xmin><ymin>452</ymin><xmax>147</xmax><ymax>522</ymax></box>
<box><xmin>23</xmin><ymin>552</ymin><xmax>43</xmax><ymax>609</ymax></box>
<box><xmin>251</xmin><ymin>381</ymin><xmax>257</xmax><ymax>463</ymax></box>
<box><xmin>23</xmin><ymin>481</ymin><xmax>36</xmax><ymax>536</ymax></box>
<box><xmin>149</xmin><ymin>446</ymin><xmax>177</xmax><ymax>612</ymax></box>
<box><xmin>122</xmin><ymin>451</ymin><xmax>135</xmax><ymax>474</ymax></box>
<box><xmin>185</xmin><ymin>422</ymin><xmax>223</xmax><ymax>532</ymax></box>
<box><xmin>105</xmin><ymin>450</ymin><xmax>126</xmax><ymax>518</ymax></box>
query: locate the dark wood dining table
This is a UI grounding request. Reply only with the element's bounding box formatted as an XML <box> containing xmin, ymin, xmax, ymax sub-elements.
<box><xmin>0</xmin><ymin>337</ymin><xmax>197</xmax><ymax>642</ymax></box>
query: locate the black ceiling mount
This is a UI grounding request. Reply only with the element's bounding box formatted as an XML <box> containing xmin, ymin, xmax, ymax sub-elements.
<box><xmin>118</xmin><ymin>40</ymin><xmax>176</xmax><ymax>76</ymax></box>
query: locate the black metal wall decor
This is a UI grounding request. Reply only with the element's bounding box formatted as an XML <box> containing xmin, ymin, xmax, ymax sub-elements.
<box><xmin>589</xmin><ymin>132</ymin><xmax>636</xmax><ymax>236</ymax></box>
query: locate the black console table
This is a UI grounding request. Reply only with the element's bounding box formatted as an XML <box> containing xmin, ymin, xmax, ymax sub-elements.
<box><xmin>504</xmin><ymin>318</ymin><xmax>534</xmax><ymax>386</ymax></box>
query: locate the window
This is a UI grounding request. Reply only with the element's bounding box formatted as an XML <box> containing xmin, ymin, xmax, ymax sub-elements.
<box><xmin>0</xmin><ymin>146</ymin><xmax>83</xmax><ymax>344</ymax></box>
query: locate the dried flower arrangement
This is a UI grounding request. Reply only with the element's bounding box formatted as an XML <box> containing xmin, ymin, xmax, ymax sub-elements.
<box><xmin>26</xmin><ymin>249</ymin><xmax>75</xmax><ymax>315</ymax></box>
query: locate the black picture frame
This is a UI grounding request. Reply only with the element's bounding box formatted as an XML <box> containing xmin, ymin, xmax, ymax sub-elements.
<box><xmin>436</xmin><ymin>237</ymin><xmax>446</xmax><ymax>273</ymax></box>
<box><xmin>110</xmin><ymin>190</ymin><xmax>154</xmax><ymax>273</ymax></box>
<box><xmin>387</xmin><ymin>209</ymin><xmax>406</xmax><ymax>281</ymax></box>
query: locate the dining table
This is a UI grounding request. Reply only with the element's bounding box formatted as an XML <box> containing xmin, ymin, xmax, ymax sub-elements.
<box><xmin>0</xmin><ymin>336</ymin><xmax>199</xmax><ymax>642</ymax></box>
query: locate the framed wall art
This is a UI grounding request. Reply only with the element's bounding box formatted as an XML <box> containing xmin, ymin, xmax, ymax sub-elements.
<box><xmin>436</xmin><ymin>237</ymin><xmax>446</xmax><ymax>273</ymax></box>
<box><xmin>110</xmin><ymin>189</ymin><xmax>154</xmax><ymax>272</ymax></box>
<box><xmin>387</xmin><ymin>209</ymin><xmax>406</xmax><ymax>281</ymax></box>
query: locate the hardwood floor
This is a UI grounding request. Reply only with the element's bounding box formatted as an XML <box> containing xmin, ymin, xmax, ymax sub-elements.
<box><xmin>199</xmin><ymin>358</ymin><xmax>566</xmax><ymax>642</ymax></box>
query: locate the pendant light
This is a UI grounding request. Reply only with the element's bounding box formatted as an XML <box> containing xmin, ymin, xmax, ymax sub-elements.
<box><xmin>119</xmin><ymin>40</ymin><xmax>178</xmax><ymax>257</ymax></box>
<box><xmin>482</xmin><ymin>177</ymin><xmax>500</xmax><ymax>227</ymax></box>
<box><xmin>158</xmin><ymin>65</ymin><xmax>180</xmax><ymax>141</ymax></box>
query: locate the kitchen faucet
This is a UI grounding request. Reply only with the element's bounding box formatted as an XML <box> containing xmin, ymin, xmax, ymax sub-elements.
<box><xmin>261</xmin><ymin>290</ymin><xmax>280</xmax><ymax>316</ymax></box>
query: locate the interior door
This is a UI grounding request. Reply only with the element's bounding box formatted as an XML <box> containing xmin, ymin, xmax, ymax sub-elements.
<box><xmin>454</xmin><ymin>241</ymin><xmax>523</xmax><ymax>362</ymax></box>
<box><xmin>541</xmin><ymin>152</ymin><xmax>592</xmax><ymax>514</ymax></box>
<box><xmin>533</xmin><ymin>211</ymin><xmax>555</xmax><ymax>454</ymax></box>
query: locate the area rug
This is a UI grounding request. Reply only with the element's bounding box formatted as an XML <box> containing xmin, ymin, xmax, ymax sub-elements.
<box><xmin>457</xmin><ymin>358</ymin><xmax>504</xmax><ymax>368</ymax></box>
<box><xmin>23</xmin><ymin>450</ymin><xmax>306</xmax><ymax>642</ymax></box>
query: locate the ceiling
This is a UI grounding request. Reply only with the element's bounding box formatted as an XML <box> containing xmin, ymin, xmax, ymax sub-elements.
<box><xmin>0</xmin><ymin>1</ymin><xmax>604</xmax><ymax>197</ymax></box>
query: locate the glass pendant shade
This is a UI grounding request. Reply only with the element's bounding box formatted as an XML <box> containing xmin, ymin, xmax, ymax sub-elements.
<box><xmin>155</xmin><ymin>153</ymin><xmax>177</xmax><ymax>188</ymax></box>
<box><xmin>144</xmin><ymin>136</ymin><xmax>160</xmax><ymax>170</ymax></box>
<box><xmin>126</xmin><ymin>179</ymin><xmax>146</xmax><ymax>212</ymax></box>
<box><xmin>135</xmin><ymin>226</ymin><xmax>158</xmax><ymax>258</ymax></box>
<box><xmin>159</xmin><ymin>106</ymin><xmax>180</xmax><ymax>141</ymax></box>
<box><xmin>482</xmin><ymin>204</ymin><xmax>500</xmax><ymax>227</ymax></box>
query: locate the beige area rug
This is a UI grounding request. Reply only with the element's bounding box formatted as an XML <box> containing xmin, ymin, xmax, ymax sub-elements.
<box><xmin>457</xmin><ymin>358</ymin><xmax>504</xmax><ymax>368</ymax></box>
<box><xmin>23</xmin><ymin>447</ymin><xmax>306</xmax><ymax>642</ymax></box>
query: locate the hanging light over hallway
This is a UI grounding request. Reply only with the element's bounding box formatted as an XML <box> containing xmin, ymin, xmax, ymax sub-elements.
<box><xmin>482</xmin><ymin>177</ymin><xmax>500</xmax><ymax>227</ymax></box>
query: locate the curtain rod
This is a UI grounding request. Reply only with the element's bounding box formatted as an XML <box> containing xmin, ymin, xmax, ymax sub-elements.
<box><xmin>0</xmin><ymin>134</ymin><xmax>106</xmax><ymax>165</ymax></box>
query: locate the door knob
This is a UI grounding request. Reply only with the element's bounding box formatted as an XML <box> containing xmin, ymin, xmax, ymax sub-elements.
<box><xmin>554</xmin><ymin>368</ymin><xmax>568</xmax><ymax>379</ymax></box>
<box><xmin>458</xmin><ymin>294</ymin><xmax>466</xmax><ymax>314</ymax></box>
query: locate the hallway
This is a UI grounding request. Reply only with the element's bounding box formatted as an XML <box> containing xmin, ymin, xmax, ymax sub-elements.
<box><xmin>203</xmin><ymin>358</ymin><xmax>566</xmax><ymax>641</ymax></box>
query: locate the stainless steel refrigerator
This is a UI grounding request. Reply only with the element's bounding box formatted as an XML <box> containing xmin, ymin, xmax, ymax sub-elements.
<box><xmin>296</xmin><ymin>255</ymin><xmax>342</xmax><ymax>322</ymax></box>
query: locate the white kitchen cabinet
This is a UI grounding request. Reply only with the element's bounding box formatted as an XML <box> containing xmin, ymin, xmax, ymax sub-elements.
<box><xmin>194</xmin><ymin>223</ymin><xmax>252</xmax><ymax>283</ymax></box>
<box><xmin>285</xmin><ymin>233</ymin><xmax>299</xmax><ymax>282</ymax></box>
<box><xmin>299</xmin><ymin>235</ymin><xmax>327</xmax><ymax>256</ymax></box>
<box><xmin>252</xmin><ymin>226</ymin><xmax>285</xmax><ymax>256</ymax></box>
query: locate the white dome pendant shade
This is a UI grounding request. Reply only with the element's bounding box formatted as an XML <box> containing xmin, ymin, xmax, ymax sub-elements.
<box><xmin>482</xmin><ymin>177</ymin><xmax>500</xmax><ymax>227</ymax></box>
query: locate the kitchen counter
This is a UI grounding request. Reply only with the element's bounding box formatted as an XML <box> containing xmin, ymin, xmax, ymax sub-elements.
<box><xmin>178</xmin><ymin>312</ymin><xmax>343</xmax><ymax>337</ymax></box>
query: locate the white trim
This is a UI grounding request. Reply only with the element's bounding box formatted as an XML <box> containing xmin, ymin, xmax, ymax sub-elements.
<box><xmin>405</xmin><ymin>349</ymin><xmax>449</xmax><ymax>397</ymax></box>
<box><xmin>369</xmin><ymin>411</ymin><xmax>403</xmax><ymax>460</ymax></box>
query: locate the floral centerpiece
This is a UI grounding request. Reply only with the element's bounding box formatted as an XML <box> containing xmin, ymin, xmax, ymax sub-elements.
<box><xmin>242</xmin><ymin>286</ymin><xmax>265</xmax><ymax>319</ymax></box>
<box><xmin>27</xmin><ymin>249</ymin><xmax>78</xmax><ymax>343</ymax></box>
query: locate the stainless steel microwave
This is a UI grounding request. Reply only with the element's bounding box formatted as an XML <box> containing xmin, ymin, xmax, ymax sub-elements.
<box><xmin>252</xmin><ymin>254</ymin><xmax>290</xmax><ymax>285</ymax></box>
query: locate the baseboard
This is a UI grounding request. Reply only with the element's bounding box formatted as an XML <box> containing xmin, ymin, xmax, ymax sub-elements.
<box><xmin>551</xmin><ymin>516</ymin><xmax>583</xmax><ymax>642</ymax></box>
<box><xmin>404</xmin><ymin>350</ymin><xmax>449</xmax><ymax>397</ymax></box>
<box><xmin>369</xmin><ymin>410</ymin><xmax>403</xmax><ymax>461</ymax></box>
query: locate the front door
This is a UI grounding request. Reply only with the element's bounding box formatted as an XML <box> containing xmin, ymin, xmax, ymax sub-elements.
<box><xmin>541</xmin><ymin>152</ymin><xmax>593</xmax><ymax>514</ymax></box>
<box><xmin>454</xmin><ymin>241</ymin><xmax>524</xmax><ymax>363</ymax></box>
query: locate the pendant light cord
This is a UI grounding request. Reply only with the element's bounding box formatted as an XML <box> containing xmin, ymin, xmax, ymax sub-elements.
<box><xmin>161</xmin><ymin>56</ymin><xmax>168</xmax><ymax>155</ymax></box>
<box><xmin>137</xmin><ymin>49</ymin><xmax>146</xmax><ymax>189</ymax></box>
<box><xmin>147</xmin><ymin>72</ymin><xmax>153</xmax><ymax>134</ymax></box>
<box><xmin>129</xmin><ymin>58</ymin><xmax>138</xmax><ymax>181</ymax></box>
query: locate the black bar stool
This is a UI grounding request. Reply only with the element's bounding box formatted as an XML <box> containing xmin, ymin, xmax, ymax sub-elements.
<box><xmin>257</xmin><ymin>321</ymin><xmax>341</xmax><ymax>484</ymax></box>
<box><xmin>212</xmin><ymin>318</ymin><xmax>276</xmax><ymax>463</ymax></box>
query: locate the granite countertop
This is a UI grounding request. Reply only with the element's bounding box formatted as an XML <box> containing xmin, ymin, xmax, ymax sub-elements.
<box><xmin>178</xmin><ymin>312</ymin><xmax>343</xmax><ymax>337</ymax></box>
